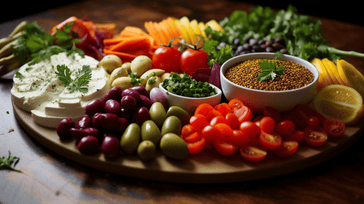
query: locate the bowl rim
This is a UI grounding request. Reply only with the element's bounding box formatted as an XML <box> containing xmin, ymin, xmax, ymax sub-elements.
<box><xmin>220</xmin><ymin>53</ymin><xmax>319</xmax><ymax>94</ymax></box>
<box><xmin>158</xmin><ymin>82</ymin><xmax>222</xmax><ymax>100</ymax></box>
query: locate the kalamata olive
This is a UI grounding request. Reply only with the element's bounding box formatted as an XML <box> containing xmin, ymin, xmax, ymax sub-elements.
<box><xmin>102</xmin><ymin>86</ymin><xmax>122</xmax><ymax>103</ymax></box>
<box><xmin>116</xmin><ymin>117</ymin><xmax>129</xmax><ymax>134</ymax></box>
<box><xmin>70</xmin><ymin>127</ymin><xmax>101</xmax><ymax>141</ymax></box>
<box><xmin>102</xmin><ymin>134</ymin><xmax>120</xmax><ymax>159</ymax></box>
<box><xmin>120</xmin><ymin>95</ymin><xmax>137</xmax><ymax>111</ymax></box>
<box><xmin>242</xmin><ymin>43</ymin><xmax>251</xmax><ymax>51</ymax></box>
<box><xmin>85</xmin><ymin>99</ymin><xmax>105</xmax><ymax>116</ymax></box>
<box><xmin>77</xmin><ymin>135</ymin><xmax>100</xmax><ymax>154</ymax></box>
<box><xmin>130</xmin><ymin>86</ymin><xmax>149</xmax><ymax>97</ymax></box>
<box><xmin>121</xmin><ymin>88</ymin><xmax>141</xmax><ymax>102</ymax></box>
<box><xmin>275</xmin><ymin>37</ymin><xmax>285</xmax><ymax>45</ymax></box>
<box><xmin>137</xmin><ymin>95</ymin><xmax>152</xmax><ymax>109</ymax></box>
<box><xmin>249</xmin><ymin>38</ymin><xmax>257</xmax><ymax>46</ymax></box>
<box><xmin>132</xmin><ymin>106</ymin><xmax>150</xmax><ymax>126</ymax></box>
<box><xmin>56</xmin><ymin>118</ymin><xmax>75</xmax><ymax>139</ymax></box>
<box><xmin>92</xmin><ymin>112</ymin><xmax>103</xmax><ymax>129</ymax></box>
<box><xmin>76</xmin><ymin>116</ymin><xmax>92</xmax><ymax>129</ymax></box>
<box><xmin>99</xmin><ymin>113</ymin><xmax>120</xmax><ymax>132</ymax></box>
<box><xmin>120</xmin><ymin>108</ymin><xmax>132</xmax><ymax>121</ymax></box>
<box><xmin>272</xmin><ymin>43</ymin><xmax>284</xmax><ymax>50</ymax></box>
<box><xmin>266</xmin><ymin>47</ymin><xmax>275</xmax><ymax>52</ymax></box>
<box><xmin>280</xmin><ymin>48</ymin><xmax>289</xmax><ymax>54</ymax></box>
<box><xmin>233</xmin><ymin>38</ymin><xmax>241</xmax><ymax>45</ymax></box>
<box><xmin>105</xmin><ymin>99</ymin><xmax>121</xmax><ymax>116</ymax></box>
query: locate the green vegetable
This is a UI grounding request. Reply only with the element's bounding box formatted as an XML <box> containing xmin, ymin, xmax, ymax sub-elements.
<box><xmin>55</xmin><ymin>64</ymin><xmax>92</xmax><ymax>93</ymax></box>
<box><xmin>162</xmin><ymin>72</ymin><xmax>217</xmax><ymax>97</ymax></box>
<box><xmin>0</xmin><ymin>151</ymin><xmax>21</xmax><ymax>172</ymax></box>
<box><xmin>257</xmin><ymin>60</ymin><xmax>285</xmax><ymax>81</ymax></box>
<box><xmin>202</xmin><ymin>31</ymin><xmax>233</xmax><ymax>67</ymax></box>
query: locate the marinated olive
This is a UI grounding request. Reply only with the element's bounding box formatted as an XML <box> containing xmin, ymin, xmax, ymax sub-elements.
<box><xmin>99</xmin><ymin>113</ymin><xmax>120</xmax><ymax>133</ymax></box>
<box><xmin>130</xmin><ymin>55</ymin><xmax>152</xmax><ymax>77</ymax></box>
<box><xmin>166</xmin><ymin>106</ymin><xmax>190</xmax><ymax>126</ymax></box>
<box><xmin>132</xmin><ymin>106</ymin><xmax>150</xmax><ymax>126</ymax></box>
<box><xmin>56</xmin><ymin>118</ymin><xmax>75</xmax><ymax>139</ymax></box>
<box><xmin>120</xmin><ymin>123</ymin><xmax>141</xmax><ymax>154</ymax></box>
<box><xmin>85</xmin><ymin>99</ymin><xmax>105</xmax><ymax>116</ymax></box>
<box><xmin>104</xmin><ymin>99</ymin><xmax>121</xmax><ymax>116</ymax></box>
<box><xmin>99</xmin><ymin>55</ymin><xmax>122</xmax><ymax>73</ymax></box>
<box><xmin>137</xmin><ymin>140</ymin><xmax>156</xmax><ymax>161</ymax></box>
<box><xmin>149</xmin><ymin>102</ymin><xmax>167</xmax><ymax>128</ymax></box>
<box><xmin>76</xmin><ymin>116</ymin><xmax>92</xmax><ymax>129</ymax></box>
<box><xmin>161</xmin><ymin>116</ymin><xmax>182</xmax><ymax>136</ymax></box>
<box><xmin>77</xmin><ymin>135</ymin><xmax>100</xmax><ymax>154</ymax></box>
<box><xmin>102</xmin><ymin>86</ymin><xmax>122</xmax><ymax>103</ymax></box>
<box><xmin>102</xmin><ymin>134</ymin><xmax>120</xmax><ymax>160</ymax></box>
<box><xmin>69</xmin><ymin>127</ymin><xmax>101</xmax><ymax>141</ymax></box>
<box><xmin>141</xmin><ymin>120</ymin><xmax>161</xmax><ymax>146</ymax></box>
<box><xmin>160</xmin><ymin>133</ymin><xmax>189</xmax><ymax>160</ymax></box>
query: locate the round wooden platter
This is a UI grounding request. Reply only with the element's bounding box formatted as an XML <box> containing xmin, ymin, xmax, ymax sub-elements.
<box><xmin>13</xmin><ymin>100</ymin><xmax>364</xmax><ymax>183</ymax></box>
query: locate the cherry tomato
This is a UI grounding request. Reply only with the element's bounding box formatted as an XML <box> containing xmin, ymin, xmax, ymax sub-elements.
<box><xmin>213</xmin><ymin>141</ymin><xmax>238</xmax><ymax>156</ymax></box>
<box><xmin>152</xmin><ymin>46</ymin><xmax>181</xmax><ymax>73</ymax></box>
<box><xmin>186</xmin><ymin>137</ymin><xmax>206</xmax><ymax>155</ymax></box>
<box><xmin>180</xmin><ymin>48</ymin><xmax>209</xmax><ymax>76</ymax></box>
<box><xmin>182</xmin><ymin>132</ymin><xmax>203</xmax><ymax>143</ymax></box>
<box><xmin>291</xmin><ymin>104</ymin><xmax>327</xmax><ymax>128</ymax></box>
<box><xmin>272</xmin><ymin>141</ymin><xmax>299</xmax><ymax>158</ymax></box>
<box><xmin>214</xmin><ymin>123</ymin><xmax>234</xmax><ymax>143</ymax></box>
<box><xmin>194</xmin><ymin>103</ymin><xmax>214</xmax><ymax>116</ymax></box>
<box><xmin>231</xmin><ymin>130</ymin><xmax>250</xmax><ymax>148</ymax></box>
<box><xmin>286</xmin><ymin>130</ymin><xmax>305</xmax><ymax>142</ymax></box>
<box><xmin>263</xmin><ymin>107</ymin><xmax>281</xmax><ymax>122</ymax></box>
<box><xmin>189</xmin><ymin>114</ymin><xmax>209</xmax><ymax>132</ymax></box>
<box><xmin>307</xmin><ymin>117</ymin><xmax>320</xmax><ymax>129</ymax></box>
<box><xmin>210</xmin><ymin>116</ymin><xmax>228</xmax><ymax>126</ymax></box>
<box><xmin>239</xmin><ymin>146</ymin><xmax>267</xmax><ymax>162</ymax></box>
<box><xmin>275</xmin><ymin>120</ymin><xmax>296</xmax><ymax>137</ymax></box>
<box><xmin>322</xmin><ymin>118</ymin><xmax>346</xmax><ymax>138</ymax></box>
<box><xmin>214</xmin><ymin>103</ymin><xmax>232</xmax><ymax>117</ymax></box>
<box><xmin>201</xmin><ymin>125</ymin><xmax>219</xmax><ymax>144</ymax></box>
<box><xmin>304</xmin><ymin>127</ymin><xmax>328</xmax><ymax>147</ymax></box>
<box><xmin>225</xmin><ymin>113</ymin><xmax>240</xmax><ymax>130</ymax></box>
<box><xmin>259</xmin><ymin>116</ymin><xmax>275</xmax><ymax>133</ymax></box>
<box><xmin>259</xmin><ymin>131</ymin><xmax>282</xmax><ymax>150</ymax></box>
<box><xmin>205</xmin><ymin>109</ymin><xmax>223</xmax><ymax>122</ymax></box>
<box><xmin>239</xmin><ymin>121</ymin><xmax>261</xmax><ymax>145</ymax></box>
<box><xmin>228</xmin><ymin>99</ymin><xmax>253</xmax><ymax>123</ymax></box>
<box><xmin>181</xmin><ymin>124</ymin><xmax>195</xmax><ymax>138</ymax></box>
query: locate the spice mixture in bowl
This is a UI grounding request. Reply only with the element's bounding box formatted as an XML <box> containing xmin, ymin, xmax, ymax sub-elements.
<box><xmin>220</xmin><ymin>53</ymin><xmax>319</xmax><ymax>113</ymax></box>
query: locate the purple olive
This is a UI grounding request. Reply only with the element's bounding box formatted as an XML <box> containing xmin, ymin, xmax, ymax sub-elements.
<box><xmin>76</xmin><ymin>116</ymin><xmax>92</xmax><ymax>129</ymax></box>
<box><xmin>132</xmin><ymin>107</ymin><xmax>150</xmax><ymax>126</ymax></box>
<box><xmin>92</xmin><ymin>112</ymin><xmax>103</xmax><ymax>129</ymax></box>
<box><xmin>137</xmin><ymin>95</ymin><xmax>152</xmax><ymax>109</ymax></box>
<box><xmin>116</xmin><ymin>117</ymin><xmax>129</xmax><ymax>134</ymax></box>
<box><xmin>130</xmin><ymin>86</ymin><xmax>149</xmax><ymax>97</ymax></box>
<box><xmin>56</xmin><ymin>118</ymin><xmax>75</xmax><ymax>139</ymax></box>
<box><xmin>105</xmin><ymin>99</ymin><xmax>121</xmax><ymax>116</ymax></box>
<box><xmin>121</xmin><ymin>88</ymin><xmax>141</xmax><ymax>102</ymax></box>
<box><xmin>99</xmin><ymin>113</ymin><xmax>120</xmax><ymax>132</ymax></box>
<box><xmin>102</xmin><ymin>86</ymin><xmax>122</xmax><ymax>103</ymax></box>
<box><xmin>85</xmin><ymin>99</ymin><xmax>105</xmax><ymax>116</ymax></box>
<box><xmin>120</xmin><ymin>95</ymin><xmax>137</xmax><ymax>111</ymax></box>
<box><xmin>120</xmin><ymin>108</ymin><xmax>132</xmax><ymax>121</ymax></box>
<box><xmin>70</xmin><ymin>127</ymin><xmax>101</xmax><ymax>141</ymax></box>
<box><xmin>102</xmin><ymin>135</ymin><xmax>120</xmax><ymax>159</ymax></box>
<box><xmin>77</xmin><ymin>135</ymin><xmax>100</xmax><ymax>154</ymax></box>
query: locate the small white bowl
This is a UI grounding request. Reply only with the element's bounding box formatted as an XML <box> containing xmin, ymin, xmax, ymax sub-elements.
<box><xmin>159</xmin><ymin>83</ymin><xmax>222</xmax><ymax>115</ymax></box>
<box><xmin>220</xmin><ymin>53</ymin><xmax>319</xmax><ymax>113</ymax></box>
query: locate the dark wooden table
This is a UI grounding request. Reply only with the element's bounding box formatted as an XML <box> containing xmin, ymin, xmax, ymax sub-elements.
<box><xmin>1</xmin><ymin>0</ymin><xmax>364</xmax><ymax>203</ymax></box>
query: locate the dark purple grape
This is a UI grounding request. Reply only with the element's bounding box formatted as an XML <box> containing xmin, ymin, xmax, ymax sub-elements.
<box><xmin>137</xmin><ymin>95</ymin><xmax>152</xmax><ymax>109</ymax></box>
<box><xmin>105</xmin><ymin>99</ymin><xmax>121</xmax><ymax>116</ymax></box>
<box><xmin>92</xmin><ymin>112</ymin><xmax>103</xmax><ymax>129</ymax></box>
<box><xmin>102</xmin><ymin>135</ymin><xmax>120</xmax><ymax>159</ymax></box>
<box><xmin>70</xmin><ymin>127</ymin><xmax>101</xmax><ymax>141</ymax></box>
<box><xmin>120</xmin><ymin>95</ymin><xmax>137</xmax><ymax>111</ymax></box>
<box><xmin>56</xmin><ymin>118</ymin><xmax>75</xmax><ymax>139</ymax></box>
<box><xmin>102</xmin><ymin>86</ymin><xmax>122</xmax><ymax>103</ymax></box>
<box><xmin>77</xmin><ymin>135</ymin><xmax>100</xmax><ymax>154</ymax></box>
<box><xmin>132</xmin><ymin>107</ymin><xmax>150</xmax><ymax>126</ymax></box>
<box><xmin>76</xmin><ymin>116</ymin><xmax>92</xmax><ymax>129</ymax></box>
<box><xmin>121</xmin><ymin>88</ymin><xmax>141</xmax><ymax>102</ymax></box>
<box><xmin>85</xmin><ymin>99</ymin><xmax>105</xmax><ymax>116</ymax></box>
<box><xmin>130</xmin><ymin>86</ymin><xmax>149</xmax><ymax>98</ymax></box>
<box><xmin>99</xmin><ymin>113</ymin><xmax>120</xmax><ymax>132</ymax></box>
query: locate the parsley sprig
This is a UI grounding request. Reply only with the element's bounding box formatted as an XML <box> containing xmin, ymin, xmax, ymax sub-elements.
<box><xmin>257</xmin><ymin>60</ymin><xmax>285</xmax><ymax>81</ymax></box>
<box><xmin>55</xmin><ymin>64</ymin><xmax>92</xmax><ymax>93</ymax></box>
<box><xmin>0</xmin><ymin>151</ymin><xmax>21</xmax><ymax>172</ymax></box>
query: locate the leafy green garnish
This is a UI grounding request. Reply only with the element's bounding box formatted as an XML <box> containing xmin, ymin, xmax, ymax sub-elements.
<box><xmin>203</xmin><ymin>27</ymin><xmax>233</xmax><ymax>67</ymax></box>
<box><xmin>0</xmin><ymin>151</ymin><xmax>21</xmax><ymax>172</ymax></box>
<box><xmin>15</xmin><ymin>71</ymin><xmax>25</xmax><ymax>80</ymax></box>
<box><xmin>257</xmin><ymin>60</ymin><xmax>285</xmax><ymax>81</ymax></box>
<box><xmin>55</xmin><ymin>64</ymin><xmax>92</xmax><ymax>93</ymax></box>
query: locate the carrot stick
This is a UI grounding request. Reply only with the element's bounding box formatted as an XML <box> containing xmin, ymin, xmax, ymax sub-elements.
<box><xmin>103</xmin><ymin>49</ymin><xmax>138</xmax><ymax>61</ymax></box>
<box><xmin>109</xmin><ymin>37</ymin><xmax>150</xmax><ymax>51</ymax></box>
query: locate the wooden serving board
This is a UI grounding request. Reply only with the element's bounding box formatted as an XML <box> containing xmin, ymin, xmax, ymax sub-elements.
<box><xmin>13</xmin><ymin>100</ymin><xmax>364</xmax><ymax>183</ymax></box>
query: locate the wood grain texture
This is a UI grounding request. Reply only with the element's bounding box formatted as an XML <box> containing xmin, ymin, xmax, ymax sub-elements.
<box><xmin>1</xmin><ymin>0</ymin><xmax>364</xmax><ymax>203</ymax></box>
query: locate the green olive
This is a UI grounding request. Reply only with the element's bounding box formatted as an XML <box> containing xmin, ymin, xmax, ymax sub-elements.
<box><xmin>141</xmin><ymin>120</ymin><xmax>161</xmax><ymax>146</ymax></box>
<box><xmin>130</xmin><ymin>55</ymin><xmax>152</xmax><ymax>77</ymax></box>
<box><xmin>161</xmin><ymin>115</ymin><xmax>182</xmax><ymax>136</ymax></box>
<box><xmin>160</xmin><ymin>133</ymin><xmax>188</xmax><ymax>160</ymax></box>
<box><xmin>166</xmin><ymin>106</ymin><xmax>190</xmax><ymax>126</ymax></box>
<box><xmin>149</xmin><ymin>102</ymin><xmax>167</xmax><ymax>128</ymax></box>
<box><xmin>120</xmin><ymin>123</ymin><xmax>141</xmax><ymax>154</ymax></box>
<box><xmin>99</xmin><ymin>54</ymin><xmax>122</xmax><ymax>73</ymax></box>
<box><xmin>137</xmin><ymin>140</ymin><xmax>156</xmax><ymax>161</ymax></box>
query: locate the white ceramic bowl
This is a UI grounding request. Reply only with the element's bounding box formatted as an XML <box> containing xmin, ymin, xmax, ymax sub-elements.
<box><xmin>159</xmin><ymin>83</ymin><xmax>222</xmax><ymax>115</ymax></box>
<box><xmin>220</xmin><ymin>53</ymin><xmax>319</xmax><ymax>113</ymax></box>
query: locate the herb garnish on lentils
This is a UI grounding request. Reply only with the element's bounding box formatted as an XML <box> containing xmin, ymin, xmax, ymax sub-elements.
<box><xmin>162</xmin><ymin>72</ymin><xmax>217</xmax><ymax>97</ymax></box>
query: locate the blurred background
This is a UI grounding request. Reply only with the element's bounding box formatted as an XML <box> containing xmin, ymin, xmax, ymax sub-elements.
<box><xmin>1</xmin><ymin>0</ymin><xmax>361</xmax><ymax>25</ymax></box>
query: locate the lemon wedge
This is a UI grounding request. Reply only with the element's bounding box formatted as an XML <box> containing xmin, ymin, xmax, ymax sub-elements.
<box><xmin>313</xmin><ymin>84</ymin><xmax>364</xmax><ymax>124</ymax></box>
<box><xmin>336</xmin><ymin>59</ymin><xmax>364</xmax><ymax>99</ymax></box>
<box><xmin>322</xmin><ymin>58</ymin><xmax>346</xmax><ymax>85</ymax></box>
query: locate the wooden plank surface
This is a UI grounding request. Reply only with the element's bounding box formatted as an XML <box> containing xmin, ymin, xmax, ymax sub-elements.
<box><xmin>1</xmin><ymin>0</ymin><xmax>364</xmax><ymax>203</ymax></box>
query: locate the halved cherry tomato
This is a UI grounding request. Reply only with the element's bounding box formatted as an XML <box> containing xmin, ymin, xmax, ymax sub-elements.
<box><xmin>214</xmin><ymin>103</ymin><xmax>232</xmax><ymax>117</ymax></box>
<box><xmin>182</xmin><ymin>132</ymin><xmax>203</xmax><ymax>143</ymax></box>
<box><xmin>231</xmin><ymin>130</ymin><xmax>250</xmax><ymax>148</ymax></box>
<box><xmin>286</xmin><ymin>130</ymin><xmax>305</xmax><ymax>142</ymax></box>
<box><xmin>201</xmin><ymin>125</ymin><xmax>219</xmax><ymax>144</ymax></box>
<box><xmin>259</xmin><ymin>116</ymin><xmax>275</xmax><ymax>133</ymax></box>
<box><xmin>239</xmin><ymin>146</ymin><xmax>267</xmax><ymax>162</ymax></box>
<box><xmin>291</xmin><ymin>104</ymin><xmax>327</xmax><ymax>128</ymax></box>
<box><xmin>272</xmin><ymin>141</ymin><xmax>299</xmax><ymax>158</ymax></box>
<box><xmin>239</xmin><ymin>121</ymin><xmax>261</xmax><ymax>145</ymax></box>
<box><xmin>181</xmin><ymin>48</ymin><xmax>209</xmax><ymax>76</ymax></box>
<box><xmin>213</xmin><ymin>141</ymin><xmax>238</xmax><ymax>156</ymax></box>
<box><xmin>181</xmin><ymin>124</ymin><xmax>195</xmax><ymax>138</ymax></box>
<box><xmin>322</xmin><ymin>118</ymin><xmax>346</xmax><ymax>138</ymax></box>
<box><xmin>263</xmin><ymin>107</ymin><xmax>281</xmax><ymax>123</ymax></box>
<box><xmin>210</xmin><ymin>115</ymin><xmax>228</xmax><ymax>126</ymax></box>
<box><xmin>189</xmin><ymin>114</ymin><xmax>209</xmax><ymax>132</ymax></box>
<box><xmin>225</xmin><ymin>113</ymin><xmax>240</xmax><ymax>130</ymax></box>
<box><xmin>259</xmin><ymin>131</ymin><xmax>282</xmax><ymax>150</ymax></box>
<box><xmin>205</xmin><ymin>109</ymin><xmax>223</xmax><ymax>122</ymax></box>
<box><xmin>304</xmin><ymin>127</ymin><xmax>328</xmax><ymax>147</ymax></box>
<box><xmin>228</xmin><ymin>99</ymin><xmax>253</xmax><ymax>123</ymax></box>
<box><xmin>187</xmin><ymin>137</ymin><xmax>206</xmax><ymax>155</ymax></box>
<box><xmin>275</xmin><ymin>120</ymin><xmax>296</xmax><ymax>137</ymax></box>
<box><xmin>152</xmin><ymin>46</ymin><xmax>182</xmax><ymax>73</ymax></box>
<box><xmin>194</xmin><ymin>103</ymin><xmax>214</xmax><ymax>116</ymax></box>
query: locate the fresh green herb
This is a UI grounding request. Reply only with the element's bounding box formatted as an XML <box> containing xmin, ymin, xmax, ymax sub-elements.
<box><xmin>129</xmin><ymin>72</ymin><xmax>143</xmax><ymax>85</ymax></box>
<box><xmin>15</xmin><ymin>71</ymin><xmax>24</xmax><ymax>80</ymax></box>
<box><xmin>274</xmin><ymin>51</ymin><xmax>284</xmax><ymax>59</ymax></box>
<box><xmin>148</xmin><ymin>78</ymin><xmax>156</xmax><ymax>85</ymax></box>
<box><xmin>162</xmin><ymin>72</ymin><xmax>217</xmax><ymax>98</ymax></box>
<box><xmin>203</xmin><ymin>27</ymin><xmax>233</xmax><ymax>67</ymax></box>
<box><xmin>0</xmin><ymin>151</ymin><xmax>21</xmax><ymax>172</ymax></box>
<box><xmin>6</xmin><ymin>111</ymin><xmax>9</xmax><ymax>114</ymax></box>
<box><xmin>55</xmin><ymin>64</ymin><xmax>92</xmax><ymax>93</ymax></box>
<box><xmin>257</xmin><ymin>60</ymin><xmax>285</xmax><ymax>81</ymax></box>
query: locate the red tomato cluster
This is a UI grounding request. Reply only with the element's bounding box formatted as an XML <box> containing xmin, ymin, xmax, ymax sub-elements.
<box><xmin>181</xmin><ymin>99</ymin><xmax>346</xmax><ymax>162</ymax></box>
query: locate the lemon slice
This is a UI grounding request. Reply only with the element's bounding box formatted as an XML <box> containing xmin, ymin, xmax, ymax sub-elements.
<box><xmin>322</xmin><ymin>58</ymin><xmax>346</xmax><ymax>85</ymax></box>
<box><xmin>311</xmin><ymin>58</ymin><xmax>330</xmax><ymax>87</ymax></box>
<box><xmin>336</xmin><ymin>59</ymin><xmax>364</xmax><ymax>99</ymax></box>
<box><xmin>313</xmin><ymin>84</ymin><xmax>363</xmax><ymax>124</ymax></box>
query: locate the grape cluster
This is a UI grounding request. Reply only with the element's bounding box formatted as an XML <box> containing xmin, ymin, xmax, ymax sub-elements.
<box><xmin>217</xmin><ymin>36</ymin><xmax>288</xmax><ymax>56</ymax></box>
